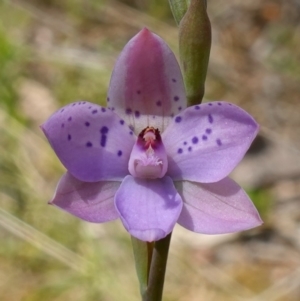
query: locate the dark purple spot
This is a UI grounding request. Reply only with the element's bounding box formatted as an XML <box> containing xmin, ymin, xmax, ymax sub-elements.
<box><xmin>137</xmin><ymin>90</ymin><xmax>141</xmax><ymax>94</ymax></box>
<box><xmin>188</xmin><ymin>146</ymin><xmax>192</xmax><ymax>152</ymax></box>
<box><xmin>118</xmin><ymin>150</ymin><xmax>122</xmax><ymax>157</ymax></box>
<box><xmin>60</xmin><ymin>109</ymin><xmax>64</xmax><ymax>113</ymax></box>
<box><xmin>174</xmin><ymin>96</ymin><xmax>179</xmax><ymax>101</ymax></box>
<box><xmin>126</xmin><ymin>108</ymin><xmax>132</xmax><ymax>115</ymax></box>
<box><xmin>177</xmin><ymin>148</ymin><xmax>183</xmax><ymax>154</ymax></box>
<box><xmin>101</xmin><ymin>108</ymin><xmax>106</xmax><ymax>112</ymax></box>
<box><xmin>88</xmin><ymin>106</ymin><xmax>92</xmax><ymax>109</ymax></box>
<box><xmin>218</xmin><ymin>102</ymin><xmax>222</xmax><ymax>106</ymax></box>
<box><xmin>111</xmin><ymin>107</ymin><xmax>115</xmax><ymax>111</ymax></box>
<box><xmin>61</xmin><ymin>123</ymin><xmax>64</xmax><ymax>128</ymax></box>
<box><xmin>101</xmin><ymin>126</ymin><xmax>109</xmax><ymax>134</ymax></box>
<box><xmin>183</xmin><ymin>141</ymin><xmax>187</xmax><ymax>145</ymax></box>
<box><xmin>120</xmin><ymin>120</ymin><xmax>124</xmax><ymax>125</ymax></box>
<box><xmin>228</xmin><ymin>103</ymin><xmax>232</xmax><ymax>106</ymax></box>
<box><xmin>72</xmin><ymin>103</ymin><xmax>76</xmax><ymax>106</ymax></box>
<box><xmin>206</xmin><ymin>128</ymin><xmax>212</xmax><ymax>134</ymax></box>
<box><xmin>208</xmin><ymin>103</ymin><xmax>213</xmax><ymax>106</ymax></box>
<box><xmin>195</xmin><ymin>106</ymin><xmax>200</xmax><ymax>110</ymax></box>
<box><xmin>217</xmin><ymin>139</ymin><xmax>222</xmax><ymax>146</ymax></box>
<box><xmin>129</xmin><ymin>125</ymin><xmax>134</xmax><ymax>131</ymax></box>
<box><xmin>175</xmin><ymin>116</ymin><xmax>182</xmax><ymax>123</ymax></box>
<box><xmin>129</xmin><ymin>131</ymin><xmax>133</xmax><ymax>135</ymax></box>
<box><xmin>170</xmin><ymin>113</ymin><xmax>174</xmax><ymax>118</ymax></box>
<box><xmin>172</xmin><ymin>78</ymin><xmax>177</xmax><ymax>82</ymax></box>
<box><xmin>152</xmin><ymin>115</ymin><xmax>156</xmax><ymax>119</ymax></box>
<box><xmin>202</xmin><ymin>135</ymin><xmax>208</xmax><ymax>141</ymax></box>
<box><xmin>100</xmin><ymin>135</ymin><xmax>107</xmax><ymax>147</ymax></box>
<box><xmin>78</xmin><ymin>102</ymin><xmax>81</xmax><ymax>105</ymax></box>
<box><xmin>135</xmin><ymin>111</ymin><xmax>140</xmax><ymax>118</ymax></box>
<box><xmin>82</xmin><ymin>101</ymin><xmax>86</xmax><ymax>104</ymax></box>
<box><xmin>208</xmin><ymin>114</ymin><xmax>213</xmax><ymax>124</ymax></box>
<box><xmin>68</xmin><ymin>134</ymin><xmax>71</xmax><ymax>141</ymax></box>
<box><xmin>107</xmin><ymin>97</ymin><xmax>110</xmax><ymax>102</ymax></box>
<box><xmin>92</xmin><ymin>110</ymin><xmax>98</xmax><ymax>114</ymax></box>
<box><xmin>178</xmin><ymin>106</ymin><xmax>182</xmax><ymax>111</ymax></box>
<box><xmin>68</xmin><ymin>116</ymin><xmax>72</xmax><ymax>121</ymax></box>
<box><xmin>192</xmin><ymin>137</ymin><xmax>199</xmax><ymax>144</ymax></box>
<box><xmin>86</xmin><ymin>142</ymin><xmax>93</xmax><ymax>147</ymax></box>
<box><xmin>156</xmin><ymin>100</ymin><xmax>162</xmax><ymax>107</ymax></box>
<box><xmin>85</xmin><ymin>122</ymin><xmax>90</xmax><ymax>127</ymax></box>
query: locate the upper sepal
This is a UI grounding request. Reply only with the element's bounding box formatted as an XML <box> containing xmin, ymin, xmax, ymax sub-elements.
<box><xmin>107</xmin><ymin>28</ymin><xmax>187</xmax><ymax>134</ymax></box>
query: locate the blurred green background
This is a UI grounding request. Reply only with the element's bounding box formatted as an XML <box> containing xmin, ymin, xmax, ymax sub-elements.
<box><xmin>1</xmin><ymin>0</ymin><xmax>300</xmax><ymax>300</ymax></box>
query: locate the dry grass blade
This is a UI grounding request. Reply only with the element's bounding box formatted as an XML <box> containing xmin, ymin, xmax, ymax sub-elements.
<box><xmin>0</xmin><ymin>207</ymin><xmax>89</xmax><ymax>273</ymax></box>
<box><xmin>10</xmin><ymin>0</ymin><xmax>75</xmax><ymax>36</ymax></box>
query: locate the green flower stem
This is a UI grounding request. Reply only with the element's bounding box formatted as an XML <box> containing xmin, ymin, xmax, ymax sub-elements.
<box><xmin>142</xmin><ymin>232</ymin><xmax>172</xmax><ymax>301</ymax></box>
<box><xmin>131</xmin><ymin>237</ymin><xmax>154</xmax><ymax>296</ymax></box>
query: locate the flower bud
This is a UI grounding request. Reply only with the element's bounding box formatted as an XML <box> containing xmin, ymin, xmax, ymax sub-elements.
<box><xmin>179</xmin><ymin>0</ymin><xmax>211</xmax><ymax>105</ymax></box>
<box><xmin>168</xmin><ymin>0</ymin><xmax>189</xmax><ymax>25</ymax></box>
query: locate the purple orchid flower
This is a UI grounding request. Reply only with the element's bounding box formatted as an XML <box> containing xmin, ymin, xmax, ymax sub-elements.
<box><xmin>41</xmin><ymin>28</ymin><xmax>262</xmax><ymax>242</ymax></box>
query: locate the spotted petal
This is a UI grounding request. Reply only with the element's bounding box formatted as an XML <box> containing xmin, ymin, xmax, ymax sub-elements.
<box><xmin>162</xmin><ymin>102</ymin><xmax>259</xmax><ymax>183</ymax></box>
<box><xmin>50</xmin><ymin>172</ymin><xmax>120</xmax><ymax>222</ymax></box>
<box><xmin>41</xmin><ymin>101</ymin><xmax>136</xmax><ymax>182</ymax></box>
<box><xmin>176</xmin><ymin>177</ymin><xmax>263</xmax><ymax>234</ymax></box>
<box><xmin>115</xmin><ymin>175</ymin><xmax>183</xmax><ymax>241</ymax></box>
<box><xmin>107</xmin><ymin>28</ymin><xmax>187</xmax><ymax>134</ymax></box>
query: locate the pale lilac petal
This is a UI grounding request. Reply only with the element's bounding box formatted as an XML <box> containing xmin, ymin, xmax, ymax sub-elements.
<box><xmin>176</xmin><ymin>177</ymin><xmax>263</xmax><ymax>234</ymax></box>
<box><xmin>108</xmin><ymin>28</ymin><xmax>186</xmax><ymax>134</ymax></box>
<box><xmin>162</xmin><ymin>102</ymin><xmax>259</xmax><ymax>182</ymax></box>
<box><xmin>50</xmin><ymin>172</ymin><xmax>120</xmax><ymax>222</ymax></box>
<box><xmin>115</xmin><ymin>175</ymin><xmax>183</xmax><ymax>241</ymax></box>
<box><xmin>41</xmin><ymin>101</ymin><xmax>136</xmax><ymax>182</ymax></box>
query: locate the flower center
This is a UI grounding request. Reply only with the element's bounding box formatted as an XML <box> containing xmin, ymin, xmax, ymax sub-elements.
<box><xmin>128</xmin><ymin>127</ymin><xmax>168</xmax><ymax>179</ymax></box>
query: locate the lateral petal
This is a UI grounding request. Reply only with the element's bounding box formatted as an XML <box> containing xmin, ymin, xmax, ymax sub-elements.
<box><xmin>162</xmin><ymin>102</ymin><xmax>259</xmax><ymax>182</ymax></box>
<box><xmin>176</xmin><ymin>178</ymin><xmax>263</xmax><ymax>234</ymax></box>
<box><xmin>41</xmin><ymin>101</ymin><xmax>135</xmax><ymax>182</ymax></box>
<box><xmin>50</xmin><ymin>172</ymin><xmax>120</xmax><ymax>223</ymax></box>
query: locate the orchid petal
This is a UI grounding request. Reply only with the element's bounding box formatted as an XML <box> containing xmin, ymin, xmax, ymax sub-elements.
<box><xmin>115</xmin><ymin>175</ymin><xmax>183</xmax><ymax>241</ymax></box>
<box><xmin>50</xmin><ymin>172</ymin><xmax>120</xmax><ymax>222</ymax></box>
<box><xmin>41</xmin><ymin>101</ymin><xmax>136</xmax><ymax>182</ymax></box>
<box><xmin>176</xmin><ymin>177</ymin><xmax>263</xmax><ymax>234</ymax></box>
<box><xmin>162</xmin><ymin>102</ymin><xmax>259</xmax><ymax>182</ymax></box>
<box><xmin>107</xmin><ymin>28</ymin><xmax>187</xmax><ymax>134</ymax></box>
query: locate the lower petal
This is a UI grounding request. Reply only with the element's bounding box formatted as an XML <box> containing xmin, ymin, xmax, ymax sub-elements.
<box><xmin>115</xmin><ymin>175</ymin><xmax>183</xmax><ymax>241</ymax></box>
<box><xmin>50</xmin><ymin>172</ymin><xmax>120</xmax><ymax>223</ymax></box>
<box><xmin>176</xmin><ymin>178</ymin><xmax>262</xmax><ymax>234</ymax></box>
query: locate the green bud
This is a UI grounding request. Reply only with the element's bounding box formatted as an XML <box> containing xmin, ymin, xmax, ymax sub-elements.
<box><xmin>179</xmin><ymin>0</ymin><xmax>211</xmax><ymax>105</ymax></box>
<box><xmin>168</xmin><ymin>0</ymin><xmax>190</xmax><ymax>25</ymax></box>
